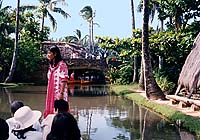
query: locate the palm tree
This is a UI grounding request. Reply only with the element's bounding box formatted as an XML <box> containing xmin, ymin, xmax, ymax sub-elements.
<box><xmin>4</xmin><ymin>0</ymin><xmax>20</xmax><ymax>83</ymax></box>
<box><xmin>142</xmin><ymin>0</ymin><xmax>165</xmax><ymax>100</ymax></box>
<box><xmin>130</xmin><ymin>0</ymin><xmax>139</xmax><ymax>83</ymax></box>
<box><xmin>138</xmin><ymin>0</ymin><xmax>164</xmax><ymax>69</ymax></box>
<box><xmin>22</xmin><ymin>0</ymin><xmax>70</xmax><ymax>34</ymax></box>
<box><xmin>64</xmin><ymin>29</ymin><xmax>89</xmax><ymax>46</ymax></box>
<box><xmin>80</xmin><ymin>6</ymin><xmax>98</xmax><ymax>54</ymax></box>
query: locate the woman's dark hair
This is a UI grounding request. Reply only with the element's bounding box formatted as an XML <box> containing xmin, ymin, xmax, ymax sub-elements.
<box><xmin>48</xmin><ymin>46</ymin><xmax>63</xmax><ymax>67</ymax></box>
<box><xmin>10</xmin><ymin>100</ymin><xmax>24</xmax><ymax>115</ymax></box>
<box><xmin>11</xmin><ymin>126</ymin><xmax>36</xmax><ymax>139</ymax></box>
<box><xmin>47</xmin><ymin>112</ymin><xmax>81</xmax><ymax>140</ymax></box>
<box><xmin>0</xmin><ymin>118</ymin><xmax>9</xmax><ymax>140</ymax></box>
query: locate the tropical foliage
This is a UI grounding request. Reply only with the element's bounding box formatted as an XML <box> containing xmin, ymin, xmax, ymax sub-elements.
<box><xmin>97</xmin><ymin>21</ymin><xmax>200</xmax><ymax>93</ymax></box>
<box><xmin>0</xmin><ymin>0</ymin><xmax>200</xmax><ymax>91</ymax></box>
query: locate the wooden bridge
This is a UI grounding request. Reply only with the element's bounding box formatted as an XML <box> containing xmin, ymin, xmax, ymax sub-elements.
<box><xmin>42</xmin><ymin>41</ymin><xmax>108</xmax><ymax>71</ymax></box>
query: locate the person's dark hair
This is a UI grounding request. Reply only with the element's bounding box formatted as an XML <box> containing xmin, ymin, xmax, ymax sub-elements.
<box><xmin>0</xmin><ymin>118</ymin><xmax>9</xmax><ymax>140</ymax></box>
<box><xmin>48</xmin><ymin>46</ymin><xmax>63</xmax><ymax>67</ymax></box>
<box><xmin>10</xmin><ymin>100</ymin><xmax>24</xmax><ymax>115</ymax></box>
<box><xmin>54</xmin><ymin>99</ymin><xmax>69</xmax><ymax>112</ymax></box>
<box><xmin>47</xmin><ymin>112</ymin><xmax>81</xmax><ymax>140</ymax></box>
<box><xmin>12</xmin><ymin>126</ymin><xmax>36</xmax><ymax>139</ymax></box>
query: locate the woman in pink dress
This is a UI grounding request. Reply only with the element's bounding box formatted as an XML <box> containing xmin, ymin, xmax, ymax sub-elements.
<box><xmin>44</xmin><ymin>46</ymin><xmax>69</xmax><ymax>118</ymax></box>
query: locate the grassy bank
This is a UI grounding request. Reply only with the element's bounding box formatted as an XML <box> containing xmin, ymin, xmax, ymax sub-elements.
<box><xmin>110</xmin><ymin>84</ymin><xmax>200</xmax><ymax>138</ymax></box>
<box><xmin>0</xmin><ymin>83</ymin><xmax>36</xmax><ymax>88</ymax></box>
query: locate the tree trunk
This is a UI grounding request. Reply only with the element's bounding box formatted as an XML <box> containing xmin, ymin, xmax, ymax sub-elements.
<box><xmin>158</xmin><ymin>19</ymin><xmax>164</xmax><ymax>69</ymax></box>
<box><xmin>89</xmin><ymin>22</ymin><xmax>92</xmax><ymax>54</ymax></box>
<box><xmin>130</xmin><ymin>0</ymin><xmax>135</xmax><ymax>30</ymax></box>
<box><xmin>91</xmin><ymin>18</ymin><xmax>94</xmax><ymax>53</ymax></box>
<box><xmin>40</xmin><ymin>13</ymin><xmax>45</xmax><ymax>41</ymax></box>
<box><xmin>133</xmin><ymin>55</ymin><xmax>139</xmax><ymax>82</ymax></box>
<box><xmin>130</xmin><ymin>0</ymin><xmax>139</xmax><ymax>83</ymax></box>
<box><xmin>138</xmin><ymin>60</ymin><xmax>145</xmax><ymax>90</ymax></box>
<box><xmin>142</xmin><ymin>0</ymin><xmax>165</xmax><ymax>100</ymax></box>
<box><xmin>4</xmin><ymin>0</ymin><xmax>20</xmax><ymax>83</ymax></box>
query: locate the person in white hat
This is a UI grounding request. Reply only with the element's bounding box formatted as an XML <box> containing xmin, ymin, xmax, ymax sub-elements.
<box><xmin>8</xmin><ymin>106</ymin><xmax>42</xmax><ymax>140</ymax></box>
<box><xmin>6</xmin><ymin>101</ymin><xmax>42</xmax><ymax>134</ymax></box>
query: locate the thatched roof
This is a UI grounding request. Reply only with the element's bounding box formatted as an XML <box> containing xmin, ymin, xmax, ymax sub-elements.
<box><xmin>176</xmin><ymin>32</ymin><xmax>200</xmax><ymax>96</ymax></box>
<box><xmin>42</xmin><ymin>41</ymin><xmax>88</xmax><ymax>59</ymax></box>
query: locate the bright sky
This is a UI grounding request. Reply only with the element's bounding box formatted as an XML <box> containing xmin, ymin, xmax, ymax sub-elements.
<box><xmin>2</xmin><ymin>0</ymin><xmax>159</xmax><ymax>39</ymax></box>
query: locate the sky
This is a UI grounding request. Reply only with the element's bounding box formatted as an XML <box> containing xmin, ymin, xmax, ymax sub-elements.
<box><xmin>2</xmin><ymin>0</ymin><xmax>159</xmax><ymax>39</ymax></box>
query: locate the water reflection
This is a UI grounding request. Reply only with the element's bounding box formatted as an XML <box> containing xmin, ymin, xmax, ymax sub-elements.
<box><xmin>0</xmin><ymin>85</ymin><xmax>196</xmax><ymax>140</ymax></box>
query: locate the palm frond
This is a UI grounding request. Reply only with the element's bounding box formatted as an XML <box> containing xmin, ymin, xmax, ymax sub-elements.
<box><xmin>74</xmin><ymin>29</ymin><xmax>81</xmax><ymax>39</ymax></box>
<box><xmin>137</xmin><ymin>1</ymin><xmax>143</xmax><ymax>12</ymax></box>
<box><xmin>65</xmin><ymin>36</ymin><xmax>78</xmax><ymax>43</ymax></box>
<box><xmin>52</xmin><ymin>0</ymin><xmax>66</xmax><ymax>5</ymax></box>
<box><xmin>20</xmin><ymin>5</ymin><xmax>38</xmax><ymax>12</ymax></box>
<box><xmin>80</xmin><ymin>6</ymin><xmax>93</xmax><ymax>20</ymax></box>
<box><xmin>93</xmin><ymin>22</ymin><xmax>100</xmax><ymax>28</ymax></box>
<box><xmin>47</xmin><ymin>11</ymin><xmax>57</xmax><ymax>31</ymax></box>
<box><xmin>53</xmin><ymin>7</ymin><xmax>71</xmax><ymax>18</ymax></box>
<box><xmin>1</xmin><ymin>6</ymin><xmax>11</xmax><ymax>12</ymax></box>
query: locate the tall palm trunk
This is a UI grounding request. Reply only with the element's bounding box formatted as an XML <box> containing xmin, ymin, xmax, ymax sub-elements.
<box><xmin>130</xmin><ymin>0</ymin><xmax>135</xmax><ymax>30</ymax></box>
<box><xmin>142</xmin><ymin>0</ymin><xmax>165</xmax><ymax>100</ymax></box>
<box><xmin>41</xmin><ymin>14</ymin><xmax>45</xmax><ymax>36</ymax></box>
<box><xmin>138</xmin><ymin>62</ymin><xmax>145</xmax><ymax>90</ymax></box>
<box><xmin>89</xmin><ymin>22</ymin><xmax>92</xmax><ymax>54</ymax></box>
<box><xmin>131</xmin><ymin>0</ymin><xmax>139</xmax><ymax>83</ymax></box>
<box><xmin>158</xmin><ymin>19</ymin><xmax>164</xmax><ymax>69</ymax></box>
<box><xmin>91</xmin><ymin>18</ymin><xmax>94</xmax><ymax>53</ymax></box>
<box><xmin>4</xmin><ymin>0</ymin><xmax>20</xmax><ymax>83</ymax></box>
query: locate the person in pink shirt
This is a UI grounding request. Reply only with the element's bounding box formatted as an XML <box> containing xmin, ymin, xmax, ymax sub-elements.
<box><xmin>44</xmin><ymin>46</ymin><xmax>69</xmax><ymax>118</ymax></box>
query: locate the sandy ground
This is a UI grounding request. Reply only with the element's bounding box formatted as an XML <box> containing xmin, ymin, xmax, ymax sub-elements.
<box><xmin>132</xmin><ymin>89</ymin><xmax>200</xmax><ymax>118</ymax></box>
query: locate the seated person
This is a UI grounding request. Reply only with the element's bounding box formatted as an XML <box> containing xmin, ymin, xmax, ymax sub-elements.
<box><xmin>6</xmin><ymin>100</ymin><xmax>42</xmax><ymax>133</ymax></box>
<box><xmin>70</xmin><ymin>71</ymin><xmax>75</xmax><ymax>81</ymax></box>
<box><xmin>8</xmin><ymin>106</ymin><xmax>42</xmax><ymax>140</ymax></box>
<box><xmin>41</xmin><ymin>99</ymin><xmax>69</xmax><ymax>140</ymax></box>
<box><xmin>47</xmin><ymin>112</ymin><xmax>81</xmax><ymax>140</ymax></box>
<box><xmin>0</xmin><ymin>118</ymin><xmax>9</xmax><ymax>140</ymax></box>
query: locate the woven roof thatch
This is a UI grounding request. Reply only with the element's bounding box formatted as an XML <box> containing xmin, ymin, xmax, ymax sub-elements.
<box><xmin>176</xmin><ymin>33</ymin><xmax>200</xmax><ymax>96</ymax></box>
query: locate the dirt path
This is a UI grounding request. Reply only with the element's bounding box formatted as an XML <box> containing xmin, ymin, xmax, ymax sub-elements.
<box><xmin>130</xmin><ymin>88</ymin><xmax>200</xmax><ymax>118</ymax></box>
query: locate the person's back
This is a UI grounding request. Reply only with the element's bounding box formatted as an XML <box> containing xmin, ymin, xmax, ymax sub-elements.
<box><xmin>47</xmin><ymin>112</ymin><xmax>81</xmax><ymax>140</ymax></box>
<box><xmin>6</xmin><ymin>100</ymin><xmax>42</xmax><ymax>133</ymax></box>
<box><xmin>8</xmin><ymin>106</ymin><xmax>42</xmax><ymax>140</ymax></box>
<box><xmin>0</xmin><ymin>118</ymin><xmax>9</xmax><ymax>140</ymax></box>
<box><xmin>42</xmin><ymin>99</ymin><xmax>69</xmax><ymax>140</ymax></box>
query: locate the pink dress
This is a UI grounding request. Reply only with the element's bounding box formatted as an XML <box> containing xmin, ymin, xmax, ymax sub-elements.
<box><xmin>44</xmin><ymin>60</ymin><xmax>68</xmax><ymax>118</ymax></box>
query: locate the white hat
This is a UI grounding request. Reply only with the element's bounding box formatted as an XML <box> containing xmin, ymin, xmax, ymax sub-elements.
<box><xmin>13</xmin><ymin>106</ymin><xmax>41</xmax><ymax>130</ymax></box>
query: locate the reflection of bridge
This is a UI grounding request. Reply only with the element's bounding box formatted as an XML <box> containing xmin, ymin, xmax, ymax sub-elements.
<box><xmin>65</xmin><ymin>58</ymin><xmax>108</xmax><ymax>71</ymax></box>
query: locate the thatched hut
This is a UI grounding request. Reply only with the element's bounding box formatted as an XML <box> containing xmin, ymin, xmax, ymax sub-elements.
<box><xmin>175</xmin><ymin>32</ymin><xmax>200</xmax><ymax>98</ymax></box>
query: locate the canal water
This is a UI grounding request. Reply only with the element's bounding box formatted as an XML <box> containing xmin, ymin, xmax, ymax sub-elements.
<box><xmin>0</xmin><ymin>85</ymin><xmax>196</xmax><ymax>140</ymax></box>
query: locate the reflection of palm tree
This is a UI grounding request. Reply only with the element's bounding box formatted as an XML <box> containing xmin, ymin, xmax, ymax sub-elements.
<box><xmin>82</xmin><ymin>110</ymin><xmax>93</xmax><ymax>140</ymax></box>
<box><xmin>3</xmin><ymin>87</ymin><xmax>13</xmax><ymax>104</ymax></box>
<box><xmin>86</xmin><ymin>111</ymin><xmax>92</xmax><ymax>140</ymax></box>
<box><xmin>142</xmin><ymin>110</ymin><xmax>148</xmax><ymax>140</ymax></box>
